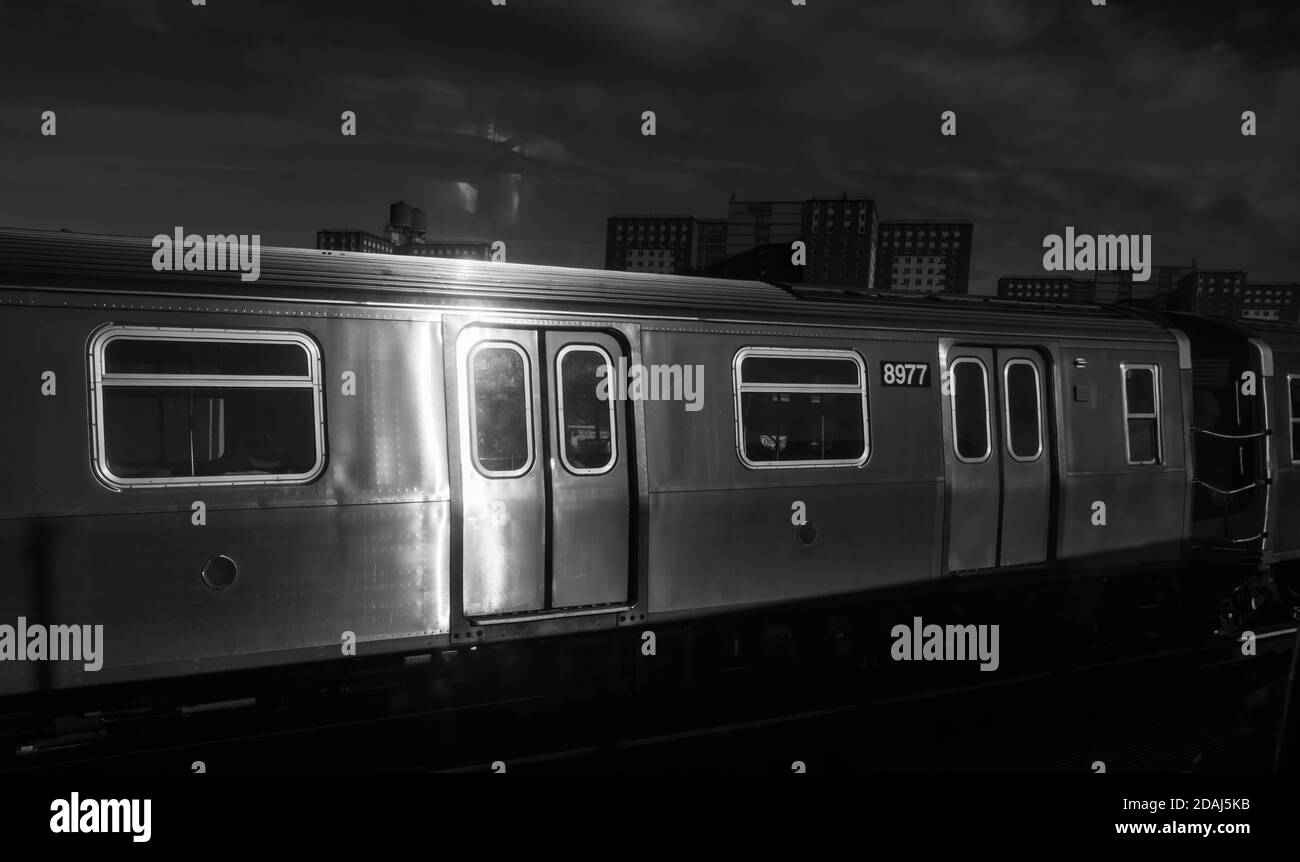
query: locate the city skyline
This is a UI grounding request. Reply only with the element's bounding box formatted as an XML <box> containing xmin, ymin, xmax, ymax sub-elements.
<box><xmin>2</xmin><ymin>0</ymin><xmax>1298</xmax><ymax>293</ymax></box>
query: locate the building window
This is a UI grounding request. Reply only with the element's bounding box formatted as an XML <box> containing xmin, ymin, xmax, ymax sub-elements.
<box><xmin>1122</xmin><ymin>364</ymin><xmax>1161</xmax><ymax>465</ymax></box>
<box><xmin>469</xmin><ymin>342</ymin><xmax>534</xmax><ymax>477</ymax></box>
<box><xmin>950</xmin><ymin>357</ymin><xmax>990</xmax><ymax>462</ymax></box>
<box><xmin>733</xmin><ymin>348</ymin><xmax>868</xmax><ymax>468</ymax></box>
<box><xmin>90</xmin><ymin>327</ymin><xmax>325</xmax><ymax>487</ymax></box>
<box><xmin>1004</xmin><ymin>360</ymin><xmax>1042</xmax><ymax>461</ymax></box>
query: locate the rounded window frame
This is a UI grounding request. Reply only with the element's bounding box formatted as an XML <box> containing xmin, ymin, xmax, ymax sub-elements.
<box><xmin>555</xmin><ymin>343</ymin><xmax>618</xmax><ymax>477</ymax></box>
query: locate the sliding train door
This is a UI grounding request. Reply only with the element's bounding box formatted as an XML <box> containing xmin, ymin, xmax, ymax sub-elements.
<box><xmin>454</xmin><ymin>324</ymin><xmax>631</xmax><ymax>619</ymax></box>
<box><xmin>995</xmin><ymin>347</ymin><xmax>1052</xmax><ymax>566</ymax></box>
<box><xmin>544</xmin><ymin>331</ymin><xmax>631</xmax><ymax>609</ymax></box>
<box><xmin>457</xmin><ymin>327</ymin><xmax>547</xmax><ymax>615</ymax></box>
<box><xmin>944</xmin><ymin>343</ymin><xmax>1053</xmax><ymax>572</ymax></box>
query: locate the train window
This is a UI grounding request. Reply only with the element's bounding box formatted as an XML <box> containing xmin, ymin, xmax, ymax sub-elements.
<box><xmin>1122</xmin><ymin>364</ymin><xmax>1161</xmax><ymax>465</ymax></box>
<box><xmin>90</xmin><ymin>327</ymin><xmax>324</xmax><ymax>487</ymax></box>
<box><xmin>1290</xmin><ymin>377</ymin><xmax>1300</xmax><ymax>463</ymax></box>
<box><xmin>104</xmin><ymin>339</ymin><xmax>308</xmax><ymax>377</ymax></box>
<box><xmin>469</xmin><ymin>342</ymin><xmax>533</xmax><ymax>477</ymax></box>
<box><xmin>734</xmin><ymin>348</ymin><xmax>868</xmax><ymax>468</ymax></box>
<box><xmin>740</xmin><ymin>356</ymin><xmax>860</xmax><ymax>386</ymax></box>
<box><xmin>1004</xmin><ymin>360</ymin><xmax>1042</xmax><ymax>461</ymax></box>
<box><xmin>950</xmin><ymin>358</ymin><xmax>990</xmax><ymax>462</ymax></box>
<box><xmin>557</xmin><ymin>345</ymin><xmax>615</xmax><ymax>475</ymax></box>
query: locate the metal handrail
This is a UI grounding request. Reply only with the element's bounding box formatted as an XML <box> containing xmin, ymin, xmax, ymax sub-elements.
<box><xmin>1192</xmin><ymin>478</ymin><xmax>1266</xmax><ymax>497</ymax></box>
<box><xmin>1190</xmin><ymin>426</ymin><xmax>1271</xmax><ymax>441</ymax></box>
<box><xmin>1189</xmin><ymin>411</ymin><xmax>1271</xmax><ymax>546</ymax></box>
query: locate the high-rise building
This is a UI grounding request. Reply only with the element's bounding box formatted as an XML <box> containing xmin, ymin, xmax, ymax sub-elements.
<box><xmin>1172</xmin><ymin>269</ymin><xmax>1248</xmax><ymax>316</ymax></box>
<box><xmin>1132</xmin><ymin>263</ymin><xmax>1194</xmax><ymax>304</ymax></box>
<box><xmin>694</xmin><ymin>218</ymin><xmax>728</xmax><ymax>273</ymax></box>
<box><xmin>710</xmin><ymin>194</ymin><xmax>879</xmax><ymax>285</ymax></box>
<box><xmin>696</xmin><ymin>198</ymin><xmax>805</xmax><ymax>282</ymax></box>
<box><xmin>997</xmin><ymin>275</ymin><xmax>1096</xmax><ymax>302</ymax></box>
<box><xmin>875</xmin><ymin>222</ymin><xmax>973</xmax><ymax>293</ymax></box>
<box><xmin>724</xmin><ymin>198</ymin><xmax>804</xmax><ymax>260</ymax></box>
<box><xmin>318</xmin><ymin>201</ymin><xmax>493</xmax><ymax>259</ymax></box>
<box><xmin>396</xmin><ymin>240</ymin><xmax>492</xmax><ymax>260</ymax></box>
<box><xmin>1240</xmin><ymin>283</ymin><xmax>1300</xmax><ymax>323</ymax></box>
<box><xmin>995</xmin><ymin>267</ymin><xmax>1298</xmax><ymax>323</ymax></box>
<box><xmin>1092</xmin><ymin>271</ymin><xmax>1134</xmax><ymax>304</ymax></box>
<box><xmin>802</xmin><ymin>197</ymin><xmax>878</xmax><ymax>289</ymax></box>
<box><xmin>604</xmin><ymin>199</ymin><xmax>977</xmax><ymax>293</ymax></box>
<box><xmin>605</xmin><ymin>215</ymin><xmax>697</xmax><ymax>274</ymax></box>
<box><xmin>316</xmin><ymin>229</ymin><xmax>394</xmax><ymax>255</ymax></box>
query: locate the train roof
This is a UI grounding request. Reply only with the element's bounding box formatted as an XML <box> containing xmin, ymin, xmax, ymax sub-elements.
<box><xmin>1224</xmin><ymin>319</ymin><xmax>1300</xmax><ymax>349</ymax></box>
<box><xmin>1156</xmin><ymin>309</ymin><xmax>1300</xmax><ymax>353</ymax></box>
<box><xmin>0</xmin><ymin>227</ymin><xmax>1188</xmax><ymax>342</ymax></box>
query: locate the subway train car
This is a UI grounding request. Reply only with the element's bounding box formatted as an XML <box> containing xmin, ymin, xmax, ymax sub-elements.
<box><xmin>1144</xmin><ymin>311</ymin><xmax>1300</xmax><ymax>618</ymax></box>
<box><xmin>1162</xmin><ymin>313</ymin><xmax>1300</xmax><ymax>561</ymax></box>
<box><xmin>0</xmin><ymin>228</ymin><xmax>1295</xmax><ymax>700</ymax></box>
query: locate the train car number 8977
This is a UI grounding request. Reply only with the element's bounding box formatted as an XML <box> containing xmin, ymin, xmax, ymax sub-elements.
<box><xmin>880</xmin><ymin>361</ymin><xmax>931</xmax><ymax>387</ymax></box>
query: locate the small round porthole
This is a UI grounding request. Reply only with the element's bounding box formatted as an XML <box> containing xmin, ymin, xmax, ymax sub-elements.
<box><xmin>796</xmin><ymin>523</ymin><xmax>818</xmax><ymax>546</ymax></box>
<box><xmin>201</xmin><ymin>555</ymin><xmax>238</xmax><ymax>591</ymax></box>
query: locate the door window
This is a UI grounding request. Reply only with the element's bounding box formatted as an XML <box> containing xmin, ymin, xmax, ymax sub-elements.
<box><xmin>1004</xmin><ymin>359</ymin><xmax>1042</xmax><ymax>461</ymax></box>
<box><xmin>950</xmin><ymin>358</ymin><xmax>990</xmax><ymax>462</ymax></box>
<box><xmin>557</xmin><ymin>345</ymin><xmax>616</xmax><ymax>475</ymax></box>
<box><xmin>468</xmin><ymin>342</ymin><xmax>533</xmax><ymax>477</ymax></box>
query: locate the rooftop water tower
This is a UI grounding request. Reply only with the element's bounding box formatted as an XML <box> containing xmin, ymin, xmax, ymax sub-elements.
<box><xmin>389</xmin><ymin>201</ymin><xmax>413</xmax><ymax>229</ymax></box>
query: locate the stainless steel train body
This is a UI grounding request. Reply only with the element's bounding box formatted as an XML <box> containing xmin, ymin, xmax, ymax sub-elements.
<box><xmin>0</xmin><ymin>229</ymin><xmax>1294</xmax><ymax>696</ymax></box>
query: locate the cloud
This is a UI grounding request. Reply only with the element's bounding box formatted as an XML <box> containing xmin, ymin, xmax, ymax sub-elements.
<box><xmin>0</xmin><ymin>0</ymin><xmax>1295</xmax><ymax>286</ymax></box>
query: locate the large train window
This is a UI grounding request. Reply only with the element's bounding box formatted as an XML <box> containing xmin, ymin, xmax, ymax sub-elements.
<box><xmin>1003</xmin><ymin>360</ymin><xmax>1042</xmax><ymax>461</ymax></box>
<box><xmin>557</xmin><ymin>344</ymin><xmax>615</xmax><ymax>475</ymax></box>
<box><xmin>468</xmin><ymin>341</ymin><xmax>534</xmax><ymax>477</ymax></box>
<box><xmin>950</xmin><ymin>358</ymin><xmax>990</xmax><ymax>463</ymax></box>
<box><xmin>89</xmin><ymin>326</ymin><xmax>325</xmax><ymax>488</ymax></box>
<box><xmin>733</xmin><ymin>347</ymin><xmax>868</xmax><ymax>468</ymax></box>
<box><xmin>1289</xmin><ymin>376</ymin><xmax>1300</xmax><ymax>463</ymax></box>
<box><xmin>1122</xmin><ymin>364</ymin><xmax>1161</xmax><ymax>465</ymax></box>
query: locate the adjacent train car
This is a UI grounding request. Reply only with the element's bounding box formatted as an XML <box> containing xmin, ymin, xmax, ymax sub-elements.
<box><xmin>0</xmin><ymin>228</ymin><xmax>1292</xmax><ymax>699</ymax></box>
<box><xmin>1147</xmin><ymin>312</ymin><xmax>1300</xmax><ymax>600</ymax></box>
<box><xmin>1255</xmin><ymin>321</ymin><xmax>1300</xmax><ymax>568</ymax></box>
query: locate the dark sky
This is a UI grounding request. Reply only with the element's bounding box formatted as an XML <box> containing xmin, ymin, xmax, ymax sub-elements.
<box><xmin>2</xmin><ymin>0</ymin><xmax>1296</xmax><ymax>292</ymax></box>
